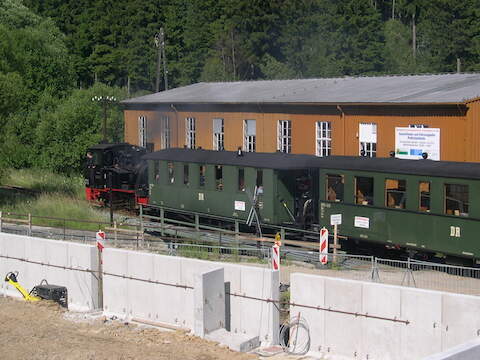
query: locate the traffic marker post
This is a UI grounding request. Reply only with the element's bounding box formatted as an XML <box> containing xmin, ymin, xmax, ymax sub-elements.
<box><xmin>272</xmin><ymin>244</ymin><xmax>280</xmax><ymax>271</ymax></box>
<box><xmin>96</xmin><ymin>230</ymin><xmax>106</xmax><ymax>252</ymax></box>
<box><xmin>320</xmin><ymin>227</ymin><xmax>329</xmax><ymax>265</ymax></box>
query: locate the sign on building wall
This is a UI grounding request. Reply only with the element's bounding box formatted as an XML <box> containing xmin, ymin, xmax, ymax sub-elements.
<box><xmin>395</xmin><ymin>127</ymin><xmax>440</xmax><ymax>160</ymax></box>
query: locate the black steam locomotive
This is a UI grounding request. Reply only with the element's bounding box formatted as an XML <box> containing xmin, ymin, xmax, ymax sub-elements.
<box><xmin>84</xmin><ymin>143</ymin><xmax>148</xmax><ymax>207</ymax></box>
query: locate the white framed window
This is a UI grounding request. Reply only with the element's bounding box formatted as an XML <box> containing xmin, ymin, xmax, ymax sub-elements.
<box><xmin>409</xmin><ymin>124</ymin><xmax>429</xmax><ymax>128</ymax></box>
<box><xmin>316</xmin><ymin>121</ymin><xmax>331</xmax><ymax>157</ymax></box>
<box><xmin>160</xmin><ymin>115</ymin><xmax>170</xmax><ymax>149</ymax></box>
<box><xmin>243</xmin><ymin>119</ymin><xmax>256</xmax><ymax>152</ymax></box>
<box><xmin>213</xmin><ymin>118</ymin><xmax>224</xmax><ymax>151</ymax></box>
<box><xmin>277</xmin><ymin>120</ymin><xmax>291</xmax><ymax>153</ymax></box>
<box><xmin>359</xmin><ymin>123</ymin><xmax>377</xmax><ymax>157</ymax></box>
<box><xmin>138</xmin><ymin>115</ymin><xmax>147</xmax><ymax>148</ymax></box>
<box><xmin>185</xmin><ymin>117</ymin><xmax>196</xmax><ymax>149</ymax></box>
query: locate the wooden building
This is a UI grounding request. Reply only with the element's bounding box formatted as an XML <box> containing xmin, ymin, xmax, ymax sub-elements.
<box><xmin>121</xmin><ymin>73</ymin><xmax>480</xmax><ymax>162</ymax></box>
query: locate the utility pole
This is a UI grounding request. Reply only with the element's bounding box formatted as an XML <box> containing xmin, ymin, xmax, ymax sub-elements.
<box><xmin>161</xmin><ymin>28</ymin><xmax>168</xmax><ymax>91</ymax></box>
<box><xmin>412</xmin><ymin>13</ymin><xmax>416</xmax><ymax>59</ymax></box>
<box><xmin>231</xmin><ymin>29</ymin><xmax>236</xmax><ymax>81</ymax></box>
<box><xmin>155</xmin><ymin>28</ymin><xmax>168</xmax><ymax>92</ymax></box>
<box><xmin>92</xmin><ymin>96</ymin><xmax>117</xmax><ymax>142</ymax></box>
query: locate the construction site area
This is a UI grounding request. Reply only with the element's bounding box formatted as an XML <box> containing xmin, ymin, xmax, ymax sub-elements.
<box><xmin>2</xmin><ymin>212</ymin><xmax>480</xmax><ymax>360</ymax></box>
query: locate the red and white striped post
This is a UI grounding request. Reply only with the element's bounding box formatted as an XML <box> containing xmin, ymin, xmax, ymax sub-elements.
<box><xmin>320</xmin><ymin>227</ymin><xmax>329</xmax><ymax>265</ymax></box>
<box><xmin>96</xmin><ymin>230</ymin><xmax>106</xmax><ymax>252</ymax></box>
<box><xmin>272</xmin><ymin>244</ymin><xmax>280</xmax><ymax>271</ymax></box>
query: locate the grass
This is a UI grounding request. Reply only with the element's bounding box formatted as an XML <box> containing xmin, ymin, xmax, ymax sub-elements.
<box><xmin>0</xmin><ymin>168</ymin><xmax>109</xmax><ymax>231</ymax></box>
<box><xmin>2</xmin><ymin>168</ymin><xmax>85</xmax><ymax>198</ymax></box>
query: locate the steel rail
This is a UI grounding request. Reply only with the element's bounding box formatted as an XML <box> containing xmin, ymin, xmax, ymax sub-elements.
<box><xmin>0</xmin><ymin>254</ymin><xmax>193</xmax><ymax>290</ymax></box>
<box><xmin>226</xmin><ymin>291</ymin><xmax>410</xmax><ymax>325</ymax></box>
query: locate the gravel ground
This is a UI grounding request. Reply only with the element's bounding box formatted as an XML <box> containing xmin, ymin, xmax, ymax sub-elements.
<box><xmin>0</xmin><ymin>296</ymin><xmax>257</xmax><ymax>360</ymax></box>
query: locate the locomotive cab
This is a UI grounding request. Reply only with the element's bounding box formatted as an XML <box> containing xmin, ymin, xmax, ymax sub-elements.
<box><xmin>84</xmin><ymin>143</ymin><xmax>148</xmax><ymax>206</ymax></box>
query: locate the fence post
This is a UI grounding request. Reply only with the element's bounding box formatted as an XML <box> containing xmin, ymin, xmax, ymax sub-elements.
<box><xmin>234</xmin><ymin>220</ymin><xmax>239</xmax><ymax>247</ymax></box>
<box><xmin>113</xmin><ymin>221</ymin><xmax>118</xmax><ymax>246</ymax></box>
<box><xmin>371</xmin><ymin>257</ymin><xmax>380</xmax><ymax>282</ymax></box>
<box><xmin>160</xmin><ymin>208</ymin><xmax>165</xmax><ymax>236</ymax></box>
<box><xmin>280</xmin><ymin>227</ymin><xmax>285</xmax><ymax>243</ymax></box>
<box><xmin>139</xmin><ymin>205</ymin><xmax>145</xmax><ymax>247</ymax></box>
<box><xmin>136</xmin><ymin>225</ymin><xmax>139</xmax><ymax>249</ymax></box>
<box><xmin>195</xmin><ymin>214</ymin><xmax>200</xmax><ymax>241</ymax></box>
<box><xmin>0</xmin><ymin>211</ymin><xmax>2</xmax><ymax>232</ymax></box>
<box><xmin>28</xmin><ymin>213</ymin><xmax>32</xmax><ymax>236</ymax></box>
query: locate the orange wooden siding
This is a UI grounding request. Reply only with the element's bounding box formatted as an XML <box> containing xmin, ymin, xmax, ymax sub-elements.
<box><xmin>124</xmin><ymin>101</ymin><xmax>479</xmax><ymax>162</ymax></box>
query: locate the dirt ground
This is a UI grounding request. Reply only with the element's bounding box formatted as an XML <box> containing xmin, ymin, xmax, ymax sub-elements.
<box><xmin>0</xmin><ymin>296</ymin><xmax>257</xmax><ymax>360</ymax></box>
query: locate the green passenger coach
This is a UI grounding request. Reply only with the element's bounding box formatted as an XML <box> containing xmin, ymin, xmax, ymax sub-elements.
<box><xmin>141</xmin><ymin>149</ymin><xmax>480</xmax><ymax>265</ymax></box>
<box><xmin>317</xmin><ymin>156</ymin><xmax>480</xmax><ymax>265</ymax></box>
<box><xmin>143</xmin><ymin>149</ymin><xmax>320</xmax><ymax>227</ymax></box>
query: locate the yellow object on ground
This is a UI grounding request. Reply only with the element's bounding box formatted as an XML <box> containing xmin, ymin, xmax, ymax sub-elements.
<box><xmin>4</xmin><ymin>272</ymin><xmax>40</xmax><ymax>302</ymax></box>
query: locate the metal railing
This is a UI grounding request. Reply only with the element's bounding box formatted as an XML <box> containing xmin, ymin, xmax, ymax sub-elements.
<box><xmin>156</xmin><ymin>242</ymin><xmax>271</xmax><ymax>266</ymax></box>
<box><xmin>373</xmin><ymin>257</ymin><xmax>480</xmax><ymax>296</ymax></box>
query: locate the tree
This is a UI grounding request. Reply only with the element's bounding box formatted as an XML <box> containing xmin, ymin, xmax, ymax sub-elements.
<box><xmin>383</xmin><ymin>19</ymin><xmax>415</xmax><ymax>74</ymax></box>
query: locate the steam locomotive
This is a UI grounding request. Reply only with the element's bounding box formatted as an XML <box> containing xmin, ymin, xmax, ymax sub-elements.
<box><xmin>84</xmin><ymin>143</ymin><xmax>149</xmax><ymax>208</ymax></box>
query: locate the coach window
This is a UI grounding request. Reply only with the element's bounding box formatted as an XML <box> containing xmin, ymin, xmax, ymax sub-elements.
<box><xmin>167</xmin><ymin>162</ymin><xmax>174</xmax><ymax>184</ymax></box>
<box><xmin>199</xmin><ymin>165</ymin><xmax>206</xmax><ymax>187</ymax></box>
<box><xmin>326</xmin><ymin>174</ymin><xmax>344</xmax><ymax>202</ymax></box>
<box><xmin>355</xmin><ymin>176</ymin><xmax>374</xmax><ymax>205</ymax></box>
<box><xmin>385</xmin><ymin>179</ymin><xmax>406</xmax><ymax>209</ymax></box>
<box><xmin>256</xmin><ymin>170</ymin><xmax>263</xmax><ymax>194</ymax></box>
<box><xmin>215</xmin><ymin>165</ymin><xmax>223</xmax><ymax>191</ymax></box>
<box><xmin>419</xmin><ymin>181</ymin><xmax>430</xmax><ymax>212</ymax></box>
<box><xmin>238</xmin><ymin>168</ymin><xmax>245</xmax><ymax>192</ymax></box>
<box><xmin>445</xmin><ymin>184</ymin><xmax>469</xmax><ymax>216</ymax></box>
<box><xmin>183</xmin><ymin>164</ymin><xmax>189</xmax><ymax>186</ymax></box>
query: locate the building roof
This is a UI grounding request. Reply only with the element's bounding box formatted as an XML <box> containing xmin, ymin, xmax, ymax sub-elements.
<box><xmin>143</xmin><ymin>148</ymin><xmax>480</xmax><ymax>180</ymax></box>
<box><xmin>123</xmin><ymin>73</ymin><xmax>480</xmax><ymax>106</ymax></box>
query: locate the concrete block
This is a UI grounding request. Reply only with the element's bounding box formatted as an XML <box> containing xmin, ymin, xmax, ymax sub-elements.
<box><xmin>180</xmin><ymin>258</ymin><xmax>213</xmax><ymax>328</ymax></box>
<box><xmin>401</xmin><ymin>287</ymin><xmax>442</xmax><ymax>360</ymax></box>
<box><xmin>424</xmin><ymin>338</ymin><xmax>480</xmax><ymax>360</ymax></box>
<box><xmin>152</xmin><ymin>255</ymin><xmax>186</xmax><ymax>326</ymax></box>
<box><xmin>67</xmin><ymin>242</ymin><xmax>98</xmax><ymax>311</ymax></box>
<box><xmin>127</xmin><ymin>251</ymin><xmax>155</xmax><ymax>321</ymax></box>
<box><xmin>1</xmin><ymin>235</ymin><xmax>97</xmax><ymax>311</ymax></box>
<box><xmin>102</xmin><ymin>248</ymin><xmax>129</xmax><ymax>317</ymax></box>
<box><xmin>323</xmin><ymin>277</ymin><xmax>363</xmax><ymax>357</ymax></box>
<box><xmin>205</xmin><ymin>328</ymin><xmax>260</xmax><ymax>352</ymax></box>
<box><xmin>194</xmin><ymin>267</ymin><xmax>225</xmax><ymax>337</ymax></box>
<box><xmin>239</xmin><ymin>266</ymin><xmax>279</xmax><ymax>345</ymax></box>
<box><xmin>441</xmin><ymin>293</ymin><xmax>480</xmax><ymax>350</ymax></box>
<box><xmin>360</xmin><ymin>282</ymin><xmax>402</xmax><ymax>360</ymax></box>
<box><xmin>290</xmin><ymin>273</ymin><xmax>326</xmax><ymax>352</ymax></box>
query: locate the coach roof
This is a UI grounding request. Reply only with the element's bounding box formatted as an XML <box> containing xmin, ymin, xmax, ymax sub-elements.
<box><xmin>143</xmin><ymin>149</ymin><xmax>480</xmax><ymax>180</ymax></box>
<box><xmin>122</xmin><ymin>73</ymin><xmax>480</xmax><ymax>106</ymax></box>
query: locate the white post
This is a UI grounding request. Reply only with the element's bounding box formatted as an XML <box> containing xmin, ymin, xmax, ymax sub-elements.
<box><xmin>28</xmin><ymin>213</ymin><xmax>32</xmax><ymax>236</ymax></box>
<box><xmin>333</xmin><ymin>224</ymin><xmax>338</xmax><ymax>264</ymax></box>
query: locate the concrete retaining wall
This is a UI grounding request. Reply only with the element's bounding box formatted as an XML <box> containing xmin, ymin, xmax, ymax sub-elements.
<box><xmin>103</xmin><ymin>248</ymin><xmax>279</xmax><ymax>345</ymax></box>
<box><xmin>0</xmin><ymin>233</ymin><xmax>99</xmax><ymax>311</ymax></box>
<box><xmin>424</xmin><ymin>339</ymin><xmax>480</xmax><ymax>360</ymax></box>
<box><xmin>290</xmin><ymin>273</ymin><xmax>480</xmax><ymax>360</ymax></box>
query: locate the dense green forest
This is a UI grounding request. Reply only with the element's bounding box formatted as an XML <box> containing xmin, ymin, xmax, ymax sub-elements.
<box><xmin>1</xmin><ymin>0</ymin><xmax>479</xmax><ymax>174</ymax></box>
